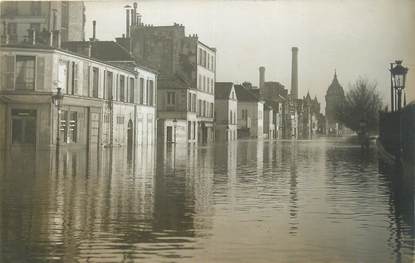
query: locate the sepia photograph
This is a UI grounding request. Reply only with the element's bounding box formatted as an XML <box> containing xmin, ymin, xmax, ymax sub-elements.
<box><xmin>0</xmin><ymin>0</ymin><xmax>414</xmax><ymax>262</ymax></box>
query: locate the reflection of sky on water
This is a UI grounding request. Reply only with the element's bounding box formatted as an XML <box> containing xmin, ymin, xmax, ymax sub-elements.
<box><xmin>0</xmin><ymin>139</ymin><xmax>413</xmax><ymax>262</ymax></box>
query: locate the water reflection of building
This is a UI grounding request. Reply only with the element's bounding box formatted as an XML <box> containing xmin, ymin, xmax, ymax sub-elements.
<box><xmin>154</xmin><ymin>144</ymin><xmax>214</xmax><ymax>238</ymax></box>
<box><xmin>0</xmin><ymin>146</ymin><xmax>158</xmax><ymax>261</ymax></box>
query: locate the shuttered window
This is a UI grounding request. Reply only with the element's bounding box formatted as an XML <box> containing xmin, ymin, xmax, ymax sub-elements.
<box><xmin>1</xmin><ymin>55</ymin><xmax>15</xmax><ymax>90</ymax></box>
<box><xmin>35</xmin><ymin>57</ymin><xmax>45</xmax><ymax>90</ymax></box>
<box><xmin>82</xmin><ymin>62</ymin><xmax>88</xmax><ymax>96</ymax></box>
<box><xmin>16</xmin><ymin>56</ymin><xmax>36</xmax><ymax>90</ymax></box>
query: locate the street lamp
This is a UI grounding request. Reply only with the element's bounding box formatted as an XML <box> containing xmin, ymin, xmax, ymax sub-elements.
<box><xmin>390</xmin><ymin>60</ymin><xmax>409</xmax><ymax>111</ymax></box>
<box><xmin>52</xmin><ymin>87</ymin><xmax>64</xmax><ymax>153</ymax></box>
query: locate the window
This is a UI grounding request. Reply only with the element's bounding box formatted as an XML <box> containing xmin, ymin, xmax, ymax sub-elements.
<box><xmin>92</xmin><ymin>67</ymin><xmax>99</xmax><ymax>98</ymax></box>
<box><xmin>117</xmin><ymin>116</ymin><xmax>124</xmax><ymax>125</ymax></box>
<box><xmin>148</xmin><ymin>80</ymin><xmax>154</xmax><ymax>106</ymax></box>
<box><xmin>16</xmin><ymin>56</ymin><xmax>35</xmax><ymax>90</ymax></box>
<box><xmin>203</xmin><ymin>76</ymin><xmax>206</xmax><ymax>91</ymax></box>
<box><xmin>211</xmin><ymin>103</ymin><xmax>214</xmax><ymax>118</ymax></box>
<box><xmin>31</xmin><ymin>1</ymin><xmax>41</xmax><ymax>16</ymax></box>
<box><xmin>207</xmin><ymin>53</ymin><xmax>210</xmax><ymax>69</ymax></box>
<box><xmin>68</xmin><ymin>112</ymin><xmax>78</xmax><ymax>143</ymax></box>
<box><xmin>199</xmin><ymin>48</ymin><xmax>203</xmax><ymax>65</ymax></box>
<box><xmin>167</xmin><ymin>92</ymin><xmax>175</xmax><ymax>105</ymax></box>
<box><xmin>120</xmin><ymin>75</ymin><xmax>125</xmax><ymax>102</ymax></box>
<box><xmin>193</xmin><ymin>121</ymin><xmax>196</xmax><ymax>139</ymax></box>
<box><xmin>192</xmin><ymin>94</ymin><xmax>196</xmax><ymax>112</ymax></box>
<box><xmin>230</xmin><ymin>110</ymin><xmax>232</xmax><ymax>124</ymax></box>
<box><xmin>207</xmin><ymin>78</ymin><xmax>210</xmax><ymax>93</ymax></box>
<box><xmin>140</xmin><ymin>78</ymin><xmax>144</xmax><ymax>104</ymax></box>
<box><xmin>129</xmin><ymin>78</ymin><xmax>135</xmax><ymax>103</ymax></box>
<box><xmin>198</xmin><ymin>74</ymin><xmax>201</xmax><ymax>90</ymax></box>
<box><xmin>198</xmin><ymin>99</ymin><xmax>201</xmax><ymax>116</ymax></box>
<box><xmin>106</xmin><ymin>71</ymin><xmax>113</xmax><ymax>99</ymax></box>
<box><xmin>11</xmin><ymin>109</ymin><xmax>36</xmax><ymax>144</ymax></box>
<box><xmin>59</xmin><ymin>110</ymin><xmax>68</xmax><ymax>143</ymax></box>
<box><xmin>58</xmin><ymin>60</ymin><xmax>68</xmax><ymax>93</ymax></box>
<box><xmin>188</xmin><ymin>121</ymin><xmax>191</xmax><ymax>140</ymax></box>
<box><xmin>188</xmin><ymin>93</ymin><xmax>192</xmax><ymax>111</ymax></box>
<box><xmin>8</xmin><ymin>23</ymin><xmax>17</xmax><ymax>42</ymax></box>
<box><xmin>146</xmin><ymin>80</ymin><xmax>150</xmax><ymax>105</ymax></box>
<box><xmin>71</xmin><ymin>62</ymin><xmax>78</xmax><ymax>95</ymax></box>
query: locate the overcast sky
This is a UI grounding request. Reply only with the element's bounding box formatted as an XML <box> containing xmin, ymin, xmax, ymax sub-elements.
<box><xmin>85</xmin><ymin>0</ymin><xmax>415</xmax><ymax>109</ymax></box>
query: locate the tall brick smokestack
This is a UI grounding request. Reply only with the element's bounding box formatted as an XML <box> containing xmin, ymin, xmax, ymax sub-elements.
<box><xmin>291</xmin><ymin>47</ymin><xmax>298</xmax><ymax>99</ymax></box>
<box><xmin>92</xmin><ymin>20</ymin><xmax>96</xmax><ymax>40</ymax></box>
<box><xmin>126</xmin><ymin>8</ymin><xmax>130</xmax><ymax>37</ymax></box>
<box><xmin>133</xmin><ymin>2</ymin><xmax>138</xmax><ymax>26</ymax></box>
<box><xmin>259</xmin><ymin>66</ymin><xmax>265</xmax><ymax>96</ymax></box>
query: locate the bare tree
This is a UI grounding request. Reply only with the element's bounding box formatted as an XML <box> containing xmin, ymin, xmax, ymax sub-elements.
<box><xmin>335</xmin><ymin>77</ymin><xmax>383</xmax><ymax>133</ymax></box>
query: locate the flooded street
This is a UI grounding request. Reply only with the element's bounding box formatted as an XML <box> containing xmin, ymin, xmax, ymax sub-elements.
<box><xmin>1</xmin><ymin>139</ymin><xmax>414</xmax><ymax>263</ymax></box>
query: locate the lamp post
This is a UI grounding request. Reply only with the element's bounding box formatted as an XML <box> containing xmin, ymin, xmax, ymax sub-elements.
<box><xmin>52</xmin><ymin>87</ymin><xmax>64</xmax><ymax>156</ymax></box>
<box><xmin>390</xmin><ymin>60</ymin><xmax>409</xmax><ymax>111</ymax></box>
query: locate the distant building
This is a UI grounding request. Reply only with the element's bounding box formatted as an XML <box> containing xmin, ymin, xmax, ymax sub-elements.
<box><xmin>325</xmin><ymin>71</ymin><xmax>345</xmax><ymax>136</ymax></box>
<box><xmin>0</xmin><ymin>1</ymin><xmax>85</xmax><ymax>44</ymax></box>
<box><xmin>215</xmin><ymin>82</ymin><xmax>238</xmax><ymax>141</ymax></box>
<box><xmin>121</xmin><ymin>23</ymin><xmax>216</xmax><ymax>144</ymax></box>
<box><xmin>234</xmin><ymin>85</ymin><xmax>264</xmax><ymax>139</ymax></box>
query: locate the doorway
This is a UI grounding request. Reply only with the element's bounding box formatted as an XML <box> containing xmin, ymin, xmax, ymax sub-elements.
<box><xmin>166</xmin><ymin>126</ymin><xmax>173</xmax><ymax>143</ymax></box>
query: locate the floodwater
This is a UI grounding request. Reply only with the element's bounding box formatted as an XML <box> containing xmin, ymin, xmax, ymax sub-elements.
<box><xmin>0</xmin><ymin>139</ymin><xmax>414</xmax><ymax>263</ymax></box>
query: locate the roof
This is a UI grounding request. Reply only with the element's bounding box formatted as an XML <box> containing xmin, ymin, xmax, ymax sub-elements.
<box><xmin>158</xmin><ymin>74</ymin><xmax>191</xmax><ymax>89</ymax></box>
<box><xmin>62</xmin><ymin>40</ymin><xmax>158</xmax><ymax>74</ymax></box>
<box><xmin>234</xmin><ymin>85</ymin><xmax>262</xmax><ymax>102</ymax></box>
<box><xmin>215</xmin><ymin>82</ymin><xmax>233</xmax><ymax>100</ymax></box>
<box><xmin>0</xmin><ymin>43</ymin><xmax>137</xmax><ymax>74</ymax></box>
<box><xmin>327</xmin><ymin>71</ymin><xmax>345</xmax><ymax>96</ymax></box>
<box><xmin>63</xmin><ymin>41</ymin><xmax>135</xmax><ymax>61</ymax></box>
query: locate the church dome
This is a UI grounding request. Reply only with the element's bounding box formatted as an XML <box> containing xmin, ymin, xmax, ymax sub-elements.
<box><xmin>326</xmin><ymin>71</ymin><xmax>344</xmax><ymax>97</ymax></box>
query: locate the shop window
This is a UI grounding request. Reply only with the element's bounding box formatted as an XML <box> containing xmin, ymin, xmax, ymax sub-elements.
<box><xmin>11</xmin><ymin>109</ymin><xmax>36</xmax><ymax>144</ymax></box>
<box><xmin>60</xmin><ymin>110</ymin><xmax>68</xmax><ymax>143</ymax></box>
<box><xmin>16</xmin><ymin>56</ymin><xmax>36</xmax><ymax>90</ymax></box>
<box><xmin>68</xmin><ymin>112</ymin><xmax>78</xmax><ymax>143</ymax></box>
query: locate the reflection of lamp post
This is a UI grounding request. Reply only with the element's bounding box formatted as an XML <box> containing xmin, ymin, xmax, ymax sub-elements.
<box><xmin>390</xmin><ymin>60</ymin><xmax>409</xmax><ymax>111</ymax></box>
<box><xmin>52</xmin><ymin>86</ymin><xmax>64</xmax><ymax>155</ymax></box>
<box><xmin>226</xmin><ymin>125</ymin><xmax>229</xmax><ymax>141</ymax></box>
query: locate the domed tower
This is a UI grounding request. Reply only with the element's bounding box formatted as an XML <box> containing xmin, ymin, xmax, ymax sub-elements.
<box><xmin>325</xmin><ymin>70</ymin><xmax>345</xmax><ymax>136</ymax></box>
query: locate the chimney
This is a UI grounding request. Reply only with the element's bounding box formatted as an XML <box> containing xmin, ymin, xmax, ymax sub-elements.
<box><xmin>47</xmin><ymin>31</ymin><xmax>53</xmax><ymax>46</ymax></box>
<box><xmin>126</xmin><ymin>9</ymin><xmax>130</xmax><ymax>37</ymax></box>
<box><xmin>80</xmin><ymin>42</ymin><xmax>91</xmax><ymax>57</ymax></box>
<box><xmin>28</xmin><ymin>29</ymin><xmax>36</xmax><ymax>45</ymax></box>
<box><xmin>259</xmin><ymin>66</ymin><xmax>265</xmax><ymax>96</ymax></box>
<box><xmin>291</xmin><ymin>47</ymin><xmax>299</xmax><ymax>99</ymax></box>
<box><xmin>92</xmin><ymin>20</ymin><xmax>96</xmax><ymax>40</ymax></box>
<box><xmin>52</xmin><ymin>30</ymin><xmax>61</xmax><ymax>48</ymax></box>
<box><xmin>133</xmin><ymin>2</ymin><xmax>138</xmax><ymax>26</ymax></box>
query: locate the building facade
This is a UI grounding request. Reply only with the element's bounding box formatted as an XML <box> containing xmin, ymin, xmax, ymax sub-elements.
<box><xmin>214</xmin><ymin>82</ymin><xmax>238</xmax><ymax>142</ymax></box>
<box><xmin>124</xmin><ymin>23</ymin><xmax>216</xmax><ymax>144</ymax></box>
<box><xmin>0</xmin><ymin>1</ymin><xmax>85</xmax><ymax>44</ymax></box>
<box><xmin>235</xmin><ymin>85</ymin><xmax>264</xmax><ymax>139</ymax></box>
<box><xmin>0</xmin><ymin>43</ymin><xmax>157</xmax><ymax>151</ymax></box>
